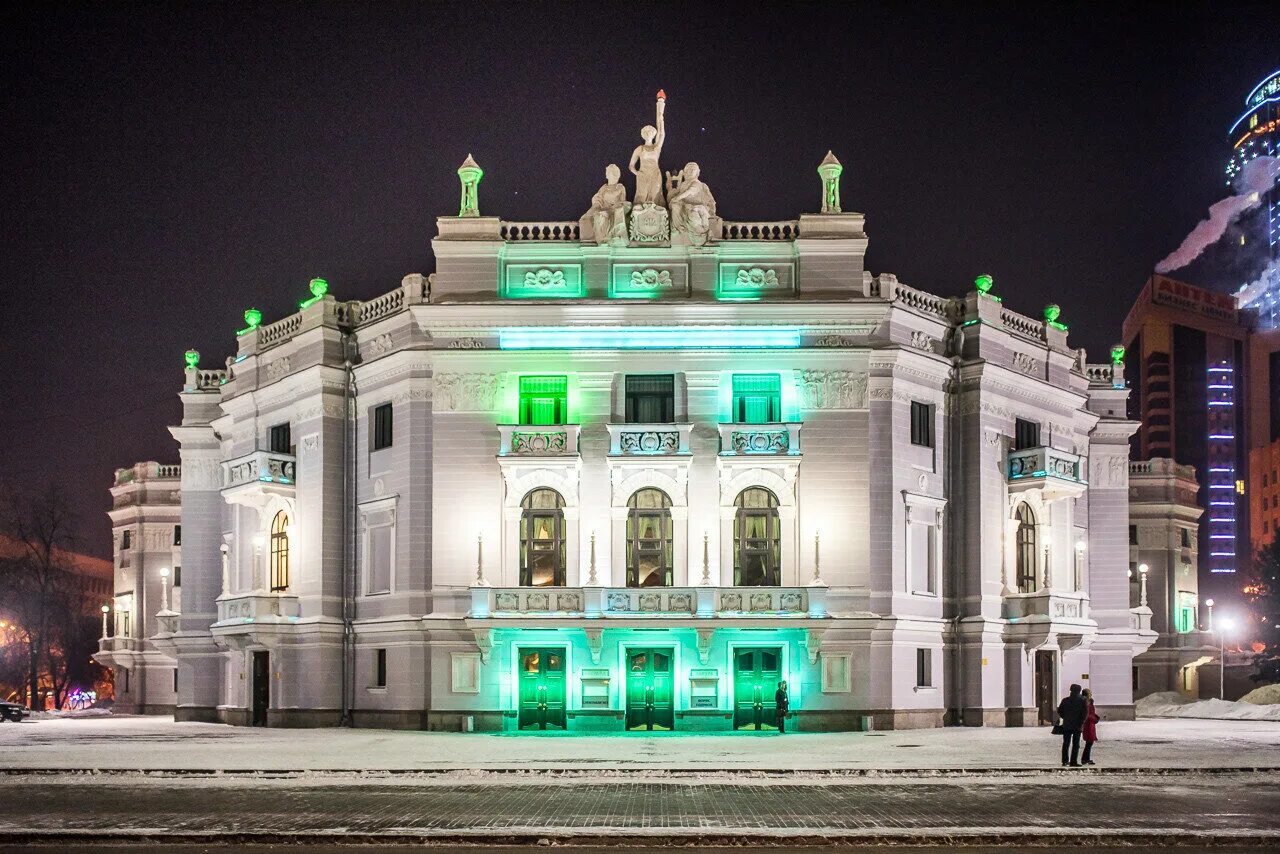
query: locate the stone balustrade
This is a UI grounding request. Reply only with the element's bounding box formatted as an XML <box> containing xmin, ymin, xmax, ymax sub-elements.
<box><xmin>353</xmin><ymin>286</ymin><xmax>405</xmax><ymax>326</ymax></box>
<box><xmin>1000</xmin><ymin>309</ymin><xmax>1046</xmax><ymax>342</ymax></box>
<box><xmin>257</xmin><ymin>313</ymin><xmax>303</xmax><ymax>348</ymax></box>
<box><xmin>501</xmin><ymin>221</ymin><xmax>581</xmax><ymax>241</ymax></box>
<box><xmin>98</xmin><ymin>635</ymin><xmax>140</xmax><ymax>654</ymax></box>
<box><xmin>606</xmin><ymin>423</ymin><xmax>693</xmax><ymax>456</ymax></box>
<box><xmin>721</xmin><ymin>221</ymin><xmax>800</xmax><ymax>240</ymax></box>
<box><xmin>1002</xmin><ymin>589</ymin><xmax>1091</xmax><ymax>621</ymax></box>
<box><xmin>471</xmin><ymin>585</ymin><xmax>825</xmax><ymax>619</ymax></box>
<box><xmin>717</xmin><ymin>423</ymin><xmax>802</xmax><ymax>456</ymax></box>
<box><xmin>114</xmin><ymin>462</ymin><xmax>181</xmax><ymax>486</ymax></box>
<box><xmin>497</xmin><ymin>424</ymin><xmax>581</xmax><ymax>457</ymax></box>
<box><xmin>216</xmin><ymin>592</ymin><xmax>301</xmax><ymax>623</ymax></box>
<box><xmin>222</xmin><ymin>449</ymin><xmax>297</xmax><ymax>491</ymax></box>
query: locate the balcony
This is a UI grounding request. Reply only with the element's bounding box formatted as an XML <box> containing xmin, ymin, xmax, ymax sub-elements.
<box><xmin>1002</xmin><ymin>589</ymin><xmax>1090</xmax><ymax>622</ymax></box>
<box><xmin>222</xmin><ymin>449</ymin><xmax>297</xmax><ymax>504</ymax></box>
<box><xmin>97</xmin><ymin>635</ymin><xmax>140</xmax><ymax>654</ymax></box>
<box><xmin>606</xmin><ymin>423</ymin><xmax>693</xmax><ymax>456</ymax></box>
<box><xmin>1006</xmin><ymin>445</ymin><xmax>1086</xmax><ymax>501</ymax></box>
<box><xmin>717</xmin><ymin>423</ymin><xmax>802</xmax><ymax>456</ymax></box>
<box><xmin>215</xmin><ymin>591</ymin><xmax>301</xmax><ymax>624</ymax></box>
<box><xmin>497</xmin><ymin>424</ymin><xmax>581</xmax><ymax>457</ymax></box>
<box><xmin>470</xmin><ymin>585</ymin><xmax>825</xmax><ymax>620</ymax></box>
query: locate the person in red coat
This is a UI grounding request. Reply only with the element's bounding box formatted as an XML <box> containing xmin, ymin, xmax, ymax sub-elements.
<box><xmin>1081</xmin><ymin>688</ymin><xmax>1100</xmax><ymax>765</ymax></box>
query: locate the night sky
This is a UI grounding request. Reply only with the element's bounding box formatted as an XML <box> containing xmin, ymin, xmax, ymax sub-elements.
<box><xmin>2</xmin><ymin>2</ymin><xmax>1277</xmax><ymax>557</ymax></box>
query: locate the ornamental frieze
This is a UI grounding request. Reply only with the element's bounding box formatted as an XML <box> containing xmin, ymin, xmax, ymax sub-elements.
<box><xmin>798</xmin><ymin>370</ymin><xmax>867</xmax><ymax>410</ymax></box>
<box><xmin>433</xmin><ymin>372</ymin><xmax>502</xmax><ymax>412</ymax></box>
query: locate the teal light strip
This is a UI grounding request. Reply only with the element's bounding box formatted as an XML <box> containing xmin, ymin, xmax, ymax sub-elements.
<box><xmin>499</xmin><ymin>326</ymin><xmax>802</xmax><ymax>350</ymax></box>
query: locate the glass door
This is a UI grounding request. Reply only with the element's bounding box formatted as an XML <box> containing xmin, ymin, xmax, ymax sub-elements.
<box><xmin>626</xmin><ymin>649</ymin><xmax>674</xmax><ymax>731</ymax></box>
<box><xmin>517</xmin><ymin>648</ymin><xmax>566</xmax><ymax>731</ymax></box>
<box><xmin>733</xmin><ymin>647</ymin><xmax>781</xmax><ymax>731</ymax></box>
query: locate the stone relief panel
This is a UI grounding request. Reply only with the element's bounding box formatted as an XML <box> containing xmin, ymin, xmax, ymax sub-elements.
<box><xmin>434</xmin><ymin>373</ymin><xmax>502</xmax><ymax>412</ymax></box>
<box><xmin>266</xmin><ymin>357</ymin><xmax>292</xmax><ymax>380</ymax></box>
<box><xmin>798</xmin><ymin>370</ymin><xmax>867</xmax><ymax>410</ymax></box>
<box><xmin>363</xmin><ymin>333</ymin><xmax>394</xmax><ymax>359</ymax></box>
<box><xmin>1011</xmin><ymin>352</ymin><xmax>1039</xmax><ymax>374</ymax></box>
<box><xmin>909</xmin><ymin>330</ymin><xmax>933</xmax><ymax>351</ymax></box>
<box><xmin>1088</xmin><ymin>453</ymin><xmax>1127</xmax><ymax>488</ymax></box>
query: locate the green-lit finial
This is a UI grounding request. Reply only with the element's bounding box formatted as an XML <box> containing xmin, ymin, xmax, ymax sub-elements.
<box><xmin>974</xmin><ymin>274</ymin><xmax>994</xmax><ymax>294</ymax></box>
<box><xmin>1110</xmin><ymin>343</ymin><xmax>1125</xmax><ymax>365</ymax></box>
<box><xmin>818</xmin><ymin>151</ymin><xmax>843</xmax><ymax>214</ymax></box>
<box><xmin>301</xmin><ymin>277</ymin><xmax>329</xmax><ymax>309</ymax></box>
<box><xmin>184</xmin><ymin>349</ymin><xmax>200</xmax><ymax>368</ymax></box>
<box><xmin>239</xmin><ymin>308</ymin><xmax>262</xmax><ymax>335</ymax></box>
<box><xmin>457</xmin><ymin>153</ymin><xmax>483</xmax><ymax>217</ymax></box>
<box><xmin>1043</xmin><ymin>304</ymin><xmax>1060</xmax><ymax>323</ymax></box>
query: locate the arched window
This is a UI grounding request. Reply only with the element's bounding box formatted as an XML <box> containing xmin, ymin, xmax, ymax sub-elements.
<box><xmin>269</xmin><ymin>511</ymin><xmax>290</xmax><ymax>592</ymax></box>
<box><xmin>734</xmin><ymin>487</ymin><xmax>780</xmax><ymax>586</ymax></box>
<box><xmin>1015</xmin><ymin>503</ymin><xmax>1038</xmax><ymax>593</ymax></box>
<box><xmin>627</xmin><ymin>489</ymin><xmax>673</xmax><ymax>587</ymax></box>
<box><xmin>520</xmin><ymin>489</ymin><xmax>566</xmax><ymax>587</ymax></box>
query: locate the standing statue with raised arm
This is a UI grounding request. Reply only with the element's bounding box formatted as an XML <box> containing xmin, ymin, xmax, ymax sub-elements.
<box><xmin>629</xmin><ymin>91</ymin><xmax>666</xmax><ymax>206</ymax></box>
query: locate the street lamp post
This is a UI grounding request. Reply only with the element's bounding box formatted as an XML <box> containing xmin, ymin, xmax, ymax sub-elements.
<box><xmin>1138</xmin><ymin>563</ymin><xmax>1149</xmax><ymax>608</ymax></box>
<box><xmin>1217</xmin><ymin>617</ymin><xmax>1234</xmax><ymax>701</ymax></box>
<box><xmin>1205</xmin><ymin>598</ymin><xmax>1214</xmax><ymax>632</ymax></box>
<box><xmin>159</xmin><ymin>567</ymin><xmax>171</xmax><ymax>612</ymax></box>
<box><xmin>100</xmin><ymin>604</ymin><xmax>110</xmax><ymax>639</ymax></box>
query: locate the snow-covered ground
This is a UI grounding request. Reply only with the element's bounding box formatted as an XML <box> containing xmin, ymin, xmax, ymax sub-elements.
<box><xmin>1</xmin><ymin>714</ymin><xmax>1277</xmax><ymax>772</ymax></box>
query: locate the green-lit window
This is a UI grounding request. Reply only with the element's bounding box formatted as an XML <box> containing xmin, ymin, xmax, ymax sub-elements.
<box><xmin>732</xmin><ymin>374</ymin><xmax>781</xmax><ymax>424</ymax></box>
<box><xmin>1175</xmin><ymin>591</ymin><xmax>1197</xmax><ymax>633</ymax></box>
<box><xmin>519</xmin><ymin>376</ymin><xmax>568</xmax><ymax>426</ymax></box>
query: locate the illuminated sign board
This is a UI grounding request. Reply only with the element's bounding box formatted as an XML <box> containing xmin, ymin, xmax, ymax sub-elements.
<box><xmin>1248</xmin><ymin>72</ymin><xmax>1280</xmax><ymax>108</ymax></box>
<box><xmin>1150</xmin><ymin>277</ymin><xmax>1238</xmax><ymax>323</ymax></box>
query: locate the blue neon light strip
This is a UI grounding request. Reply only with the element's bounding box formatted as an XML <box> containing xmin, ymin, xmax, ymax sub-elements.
<box><xmin>1208</xmin><ymin>434</ymin><xmax>1235</xmax><ymax>439</ymax></box>
<box><xmin>498</xmin><ymin>326</ymin><xmax>803</xmax><ymax>350</ymax></box>
<box><xmin>1210</xmin><ymin>568</ymin><xmax>1237</xmax><ymax>574</ymax></box>
<box><xmin>1207</xmin><ymin>367</ymin><xmax>1234</xmax><ymax>373</ymax></box>
<box><xmin>1230</xmin><ymin>94</ymin><xmax>1280</xmax><ymax>133</ymax></box>
<box><xmin>1209</xmin><ymin>501</ymin><xmax>1236</xmax><ymax>506</ymax></box>
<box><xmin>1208</xmin><ymin>467</ymin><xmax>1234</xmax><ymax>472</ymax></box>
<box><xmin>1208</xmin><ymin>401</ymin><xmax>1234</xmax><ymax>406</ymax></box>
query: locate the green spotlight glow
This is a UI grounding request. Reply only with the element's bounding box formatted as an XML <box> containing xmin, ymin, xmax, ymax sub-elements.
<box><xmin>238</xmin><ymin>308</ymin><xmax>262</xmax><ymax>336</ymax></box>
<box><xmin>183</xmin><ymin>349</ymin><xmax>200</xmax><ymax>368</ymax></box>
<box><xmin>1110</xmin><ymin>344</ymin><xmax>1126</xmax><ymax>364</ymax></box>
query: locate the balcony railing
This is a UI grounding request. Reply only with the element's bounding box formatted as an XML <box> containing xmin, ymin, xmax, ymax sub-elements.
<box><xmin>606</xmin><ymin>423</ymin><xmax>694</xmax><ymax>456</ymax></box>
<box><xmin>471</xmin><ymin>585</ymin><xmax>825</xmax><ymax>619</ymax></box>
<box><xmin>717</xmin><ymin>423</ymin><xmax>802</xmax><ymax>456</ymax></box>
<box><xmin>497</xmin><ymin>424</ymin><xmax>581</xmax><ymax>457</ymax></box>
<box><xmin>223</xmin><ymin>450</ymin><xmax>297</xmax><ymax>491</ymax></box>
<box><xmin>97</xmin><ymin>635</ymin><xmax>140</xmax><ymax>654</ymax></box>
<box><xmin>1007</xmin><ymin>446</ymin><xmax>1085</xmax><ymax>500</ymax></box>
<box><xmin>216</xmin><ymin>592</ymin><xmax>301</xmax><ymax>624</ymax></box>
<box><xmin>1002</xmin><ymin>589</ymin><xmax>1090</xmax><ymax>622</ymax></box>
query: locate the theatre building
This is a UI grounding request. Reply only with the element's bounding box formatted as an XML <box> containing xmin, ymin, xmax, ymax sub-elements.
<box><xmin>144</xmin><ymin>103</ymin><xmax>1156</xmax><ymax>730</ymax></box>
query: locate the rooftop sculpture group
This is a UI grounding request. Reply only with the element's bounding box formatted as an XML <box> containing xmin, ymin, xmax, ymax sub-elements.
<box><xmin>582</xmin><ymin>91</ymin><xmax>719</xmax><ymax>247</ymax></box>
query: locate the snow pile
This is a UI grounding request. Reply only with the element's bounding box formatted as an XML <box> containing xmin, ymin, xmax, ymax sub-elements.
<box><xmin>1137</xmin><ymin>691</ymin><xmax>1280</xmax><ymax>721</ymax></box>
<box><xmin>27</xmin><ymin>708</ymin><xmax>113</xmax><ymax>720</ymax></box>
<box><xmin>1240</xmin><ymin>683</ymin><xmax>1280</xmax><ymax>705</ymax></box>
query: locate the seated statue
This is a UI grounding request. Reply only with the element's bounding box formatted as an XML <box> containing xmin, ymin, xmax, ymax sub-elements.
<box><xmin>582</xmin><ymin>163</ymin><xmax>630</xmax><ymax>244</ymax></box>
<box><xmin>668</xmin><ymin>162</ymin><xmax>717</xmax><ymax>246</ymax></box>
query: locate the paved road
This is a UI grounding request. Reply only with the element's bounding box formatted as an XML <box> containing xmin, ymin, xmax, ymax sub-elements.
<box><xmin>0</xmin><ymin>773</ymin><xmax>1276</xmax><ymax>844</ymax></box>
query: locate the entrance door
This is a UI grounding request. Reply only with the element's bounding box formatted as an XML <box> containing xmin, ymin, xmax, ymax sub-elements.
<box><xmin>517</xmin><ymin>648</ymin><xmax>566</xmax><ymax>731</ymax></box>
<box><xmin>1034</xmin><ymin>650</ymin><xmax>1056</xmax><ymax>725</ymax></box>
<box><xmin>251</xmin><ymin>650</ymin><xmax>270</xmax><ymax>727</ymax></box>
<box><xmin>626</xmin><ymin>648</ymin><xmax>674</xmax><ymax>731</ymax></box>
<box><xmin>733</xmin><ymin>647</ymin><xmax>781</xmax><ymax>731</ymax></box>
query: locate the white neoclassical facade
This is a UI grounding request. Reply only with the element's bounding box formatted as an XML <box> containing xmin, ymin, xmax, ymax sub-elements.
<box><xmin>143</xmin><ymin>104</ymin><xmax>1156</xmax><ymax>730</ymax></box>
<box><xmin>95</xmin><ymin>462</ymin><xmax>183</xmax><ymax>713</ymax></box>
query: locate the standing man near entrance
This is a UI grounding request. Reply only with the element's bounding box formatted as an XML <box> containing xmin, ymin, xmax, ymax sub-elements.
<box><xmin>1056</xmin><ymin>683</ymin><xmax>1087</xmax><ymax>766</ymax></box>
<box><xmin>775</xmin><ymin>681</ymin><xmax>790</xmax><ymax>733</ymax></box>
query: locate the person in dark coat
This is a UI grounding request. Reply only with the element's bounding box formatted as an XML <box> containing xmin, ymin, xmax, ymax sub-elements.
<box><xmin>1057</xmin><ymin>683</ymin><xmax>1088</xmax><ymax>767</ymax></box>
<box><xmin>1081</xmin><ymin>688</ymin><xmax>1100</xmax><ymax>765</ymax></box>
<box><xmin>775</xmin><ymin>681</ymin><xmax>789</xmax><ymax>733</ymax></box>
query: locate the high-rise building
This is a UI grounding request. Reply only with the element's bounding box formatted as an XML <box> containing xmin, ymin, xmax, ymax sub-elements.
<box><xmin>1122</xmin><ymin>275</ymin><xmax>1250</xmax><ymax>605</ymax></box>
<box><xmin>1227</xmin><ymin>69</ymin><xmax>1280</xmax><ymax>330</ymax></box>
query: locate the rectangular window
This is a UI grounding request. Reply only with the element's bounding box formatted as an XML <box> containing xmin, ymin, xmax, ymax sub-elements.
<box><xmin>625</xmin><ymin>374</ymin><xmax>675</xmax><ymax>423</ymax></box>
<box><xmin>1180</xmin><ymin>528</ymin><xmax>1191</xmax><ymax>548</ymax></box>
<box><xmin>910</xmin><ymin>401</ymin><xmax>934</xmax><ymax>448</ymax></box>
<box><xmin>731</xmin><ymin>374</ymin><xmax>781</xmax><ymax>423</ymax></box>
<box><xmin>173</xmin><ymin>525</ymin><xmax>181</xmax><ymax>546</ymax></box>
<box><xmin>374</xmin><ymin>649</ymin><xmax>387</xmax><ymax>688</ymax></box>
<box><xmin>909</xmin><ymin>522</ymin><xmax>935</xmax><ymax>593</ymax></box>
<box><xmin>519</xmin><ymin>375</ymin><xmax>568</xmax><ymax>425</ymax></box>
<box><xmin>121</xmin><ymin>530</ymin><xmax>131</xmax><ymax>550</ymax></box>
<box><xmin>1014</xmin><ymin>418</ymin><xmax>1041</xmax><ymax>450</ymax></box>
<box><xmin>173</xmin><ymin>669</ymin><xmax>178</xmax><ymax>692</ymax></box>
<box><xmin>124</xmin><ymin>669</ymin><xmax>130</xmax><ymax>694</ymax></box>
<box><xmin>173</xmin><ymin>566</ymin><xmax>181</xmax><ymax>587</ymax></box>
<box><xmin>366</xmin><ymin>525</ymin><xmax>393</xmax><ymax>594</ymax></box>
<box><xmin>269</xmin><ymin>422</ymin><xmax>292</xmax><ymax>454</ymax></box>
<box><xmin>1129</xmin><ymin>525</ymin><xmax>1138</xmax><ymax>545</ymax></box>
<box><xmin>915</xmin><ymin>648</ymin><xmax>932</xmax><ymax>688</ymax></box>
<box><xmin>372</xmin><ymin>403</ymin><xmax>393</xmax><ymax>450</ymax></box>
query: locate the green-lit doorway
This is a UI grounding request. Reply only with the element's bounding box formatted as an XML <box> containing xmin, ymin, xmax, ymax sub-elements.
<box><xmin>733</xmin><ymin>647</ymin><xmax>781</xmax><ymax>731</ymax></box>
<box><xmin>517</xmin><ymin>648</ymin><xmax>566</xmax><ymax>731</ymax></box>
<box><xmin>625</xmin><ymin>648</ymin><xmax>674</xmax><ymax>731</ymax></box>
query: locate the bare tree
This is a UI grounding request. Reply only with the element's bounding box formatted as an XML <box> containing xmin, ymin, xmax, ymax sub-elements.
<box><xmin>0</xmin><ymin>484</ymin><xmax>79</xmax><ymax>709</ymax></box>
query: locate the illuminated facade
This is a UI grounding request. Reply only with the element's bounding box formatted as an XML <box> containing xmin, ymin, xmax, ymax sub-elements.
<box><xmin>152</xmin><ymin>116</ymin><xmax>1155</xmax><ymax>731</ymax></box>
<box><xmin>95</xmin><ymin>461</ymin><xmax>182</xmax><ymax>713</ymax></box>
<box><xmin>1127</xmin><ymin>458</ymin><xmax>1216</xmax><ymax>699</ymax></box>
<box><xmin>1227</xmin><ymin>69</ymin><xmax>1280</xmax><ymax>330</ymax></box>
